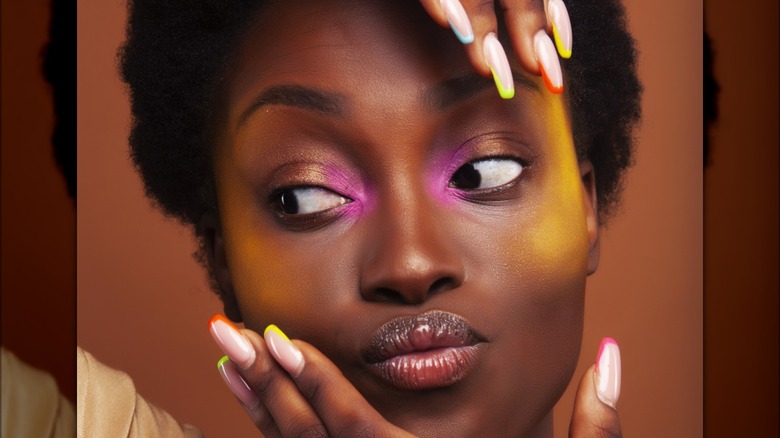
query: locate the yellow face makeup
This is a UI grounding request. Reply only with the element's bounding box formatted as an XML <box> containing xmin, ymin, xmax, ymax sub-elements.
<box><xmin>209</xmin><ymin>1</ymin><xmax>597</xmax><ymax>436</ymax></box>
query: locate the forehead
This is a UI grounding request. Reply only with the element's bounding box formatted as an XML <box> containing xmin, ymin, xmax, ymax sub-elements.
<box><xmin>226</xmin><ymin>0</ymin><xmax>476</xmax><ymax>122</ymax></box>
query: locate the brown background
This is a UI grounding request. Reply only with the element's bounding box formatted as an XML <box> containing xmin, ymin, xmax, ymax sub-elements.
<box><xmin>1</xmin><ymin>0</ymin><xmax>76</xmax><ymax>401</ymax></box>
<box><xmin>27</xmin><ymin>0</ymin><xmax>769</xmax><ymax>437</ymax></box>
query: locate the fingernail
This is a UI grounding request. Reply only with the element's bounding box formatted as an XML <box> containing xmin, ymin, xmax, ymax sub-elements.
<box><xmin>209</xmin><ymin>314</ymin><xmax>256</xmax><ymax>369</ymax></box>
<box><xmin>217</xmin><ymin>356</ymin><xmax>260</xmax><ymax>409</ymax></box>
<box><xmin>482</xmin><ymin>33</ymin><xmax>514</xmax><ymax>99</ymax></box>
<box><xmin>533</xmin><ymin>30</ymin><xmax>563</xmax><ymax>94</ymax></box>
<box><xmin>441</xmin><ymin>0</ymin><xmax>474</xmax><ymax>44</ymax></box>
<box><xmin>264</xmin><ymin>324</ymin><xmax>305</xmax><ymax>377</ymax></box>
<box><xmin>548</xmin><ymin>0</ymin><xmax>572</xmax><ymax>59</ymax></box>
<box><xmin>595</xmin><ymin>337</ymin><xmax>621</xmax><ymax>409</ymax></box>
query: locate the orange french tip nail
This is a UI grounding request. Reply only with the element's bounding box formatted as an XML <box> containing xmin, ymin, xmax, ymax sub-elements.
<box><xmin>540</xmin><ymin>65</ymin><xmax>563</xmax><ymax>94</ymax></box>
<box><xmin>208</xmin><ymin>314</ymin><xmax>235</xmax><ymax>330</ymax></box>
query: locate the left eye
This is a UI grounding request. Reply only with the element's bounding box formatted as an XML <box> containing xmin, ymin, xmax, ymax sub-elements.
<box><xmin>449</xmin><ymin>158</ymin><xmax>524</xmax><ymax>190</ymax></box>
<box><xmin>276</xmin><ymin>187</ymin><xmax>349</xmax><ymax>215</ymax></box>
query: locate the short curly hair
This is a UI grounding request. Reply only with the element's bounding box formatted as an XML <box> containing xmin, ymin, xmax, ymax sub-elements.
<box><xmin>121</xmin><ymin>0</ymin><xmax>641</xmax><ymax>231</ymax></box>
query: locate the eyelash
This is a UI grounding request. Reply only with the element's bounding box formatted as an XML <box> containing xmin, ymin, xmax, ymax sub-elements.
<box><xmin>268</xmin><ymin>186</ymin><xmax>353</xmax><ymax>231</ymax></box>
<box><xmin>448</xmin><ymin>155</ymin><xmax>527</xmax><ymax>194</ymax></box>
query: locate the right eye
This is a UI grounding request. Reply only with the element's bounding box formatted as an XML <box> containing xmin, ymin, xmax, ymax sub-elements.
<box><xmin>449</xmin><ymin>157</ymin><xmax>524</xmax><ymax>191</ymax></box>
<box><xmin>274</xmin><ymin>187</ymin><xmax>350</xmax><ymax>215</ymax></box>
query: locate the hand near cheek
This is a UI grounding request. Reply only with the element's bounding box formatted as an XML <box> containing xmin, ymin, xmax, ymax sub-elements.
<box><xmin>569</xmin><ymin>338</ymin><xmax>623</xmax><ymax>438</ymax></box>
<box><xmin>418</xmin><ymin>0</ymin><xmax>571</xmax><ymax>97</ymax></box>
<box><xmin>209</xmin><ymin>315</ymin><xmax>414</xmax><ymax>438</ymax></box>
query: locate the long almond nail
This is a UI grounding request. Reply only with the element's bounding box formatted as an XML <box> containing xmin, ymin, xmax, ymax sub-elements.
<box><xmin>209</xmin><ymin>314</ymin><xmax>256</xmax><ymax>369</ymax></box>
<box><xmin>595</xmin><ymin>337</ymin><xmax>621</xmax><ymax>409</ymax></box>
<box><xmin>441</xmin><ymin>0</ymin><xmax>474</xmax><ymax>44</ymax></box>
<box><xmin>217</xmin><ymin>356</ymin><xmax>260</xmax><ymax>409</ymax></box>
<box><xmin>548</xmin><ymin>0</ymin><xmax>572</xmax><ymax>58</ymax></box>
<box><xmin>483</xmin><ymin>32</ymin><xmax>514</xmax><ymax>99</ymax></box>
<box><xmin>533</xmin><ymin>30</ymin><xmax>563</xmax><ymax>94</ymax></box>
<box><xmin>264</xmin><ymin>324</ymin><xmax>305</xmax><ymax>377</ymax></box>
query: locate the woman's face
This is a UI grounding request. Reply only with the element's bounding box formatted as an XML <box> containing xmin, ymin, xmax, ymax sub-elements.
<box><xmin>211</xmin><ymin>0</ymin><xmax>598</xmax><ymax>435</ymax></box>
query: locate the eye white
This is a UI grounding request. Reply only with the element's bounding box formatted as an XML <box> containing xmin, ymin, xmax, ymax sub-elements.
<box><xmin>284</xmin><ymin>187</ymin><xmax>348</xmax><ymax>214</ymax></box>
<box><xmin>469</xmin><ymin>159</ymin><xmax>523</xmax><ymax>189</ymax></box>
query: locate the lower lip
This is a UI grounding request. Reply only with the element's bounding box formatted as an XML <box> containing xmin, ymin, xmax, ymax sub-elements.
<box><xmin>369</xmin><ymin>345</ymin><xmax>484</xmax><ymax>390</ymax></box>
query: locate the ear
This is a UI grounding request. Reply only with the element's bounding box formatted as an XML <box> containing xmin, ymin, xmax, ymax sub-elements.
<box><xmin>579</xmin><ymin>160</ymin><xmax>600</xmax><ymax>275</ymax></box>
<box><xmin>199</xmin><ymin>212</ymin><xmax>243</xmax><ymax>322</ymax></box>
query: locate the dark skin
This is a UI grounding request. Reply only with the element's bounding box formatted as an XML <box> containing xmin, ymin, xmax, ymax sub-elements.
<box><xmin>204</xmin><ymin>0</ymin><xmax>620</xmax><ymax>436</ymax></box>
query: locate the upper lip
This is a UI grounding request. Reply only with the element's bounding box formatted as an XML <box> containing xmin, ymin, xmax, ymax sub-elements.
<box><xmin>362</xmin><ymin>310</ymin><xmax>487</xmax><ymax>363</ymax></box>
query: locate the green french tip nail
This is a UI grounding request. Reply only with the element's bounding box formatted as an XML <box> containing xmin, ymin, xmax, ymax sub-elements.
<box><xmin>217</xmin><ymin>355</ymin><xmax>230</xmax><ymax>370</ymax></box>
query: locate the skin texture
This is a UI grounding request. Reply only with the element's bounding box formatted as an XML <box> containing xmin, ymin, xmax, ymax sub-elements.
<box><xmin>206</xmin><ymin>0</ymin><xmax>600</xmax><ymax>436</ymax></box>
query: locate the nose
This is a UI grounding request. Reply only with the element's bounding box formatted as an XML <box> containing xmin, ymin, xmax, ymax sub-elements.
<box><xmin>359</xmin><ymin>189</ymin><xmax>465</xmax><ymax>305</ymax></box>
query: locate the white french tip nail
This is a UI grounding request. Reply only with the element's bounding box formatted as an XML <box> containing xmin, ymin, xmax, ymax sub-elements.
<box><xmin>595</xmin><ymin>337</ymin><xmax>621</xmax><ymax>409</ymax></box>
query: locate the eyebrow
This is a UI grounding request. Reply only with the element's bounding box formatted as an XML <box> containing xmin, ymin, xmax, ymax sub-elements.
<box><xmin>238</xmin><ymin>85</ymin><xmax>346</xmax><ymax>126</ymax></box>
<box><xmin>424</xmin><ymin>72</ymin><xmax>539</xmax><ymax>111</ymax></box>
<box><xmin>238</xmin><ymin>71</ymin><xmax>538</xmax><ymax>126</ymax></box>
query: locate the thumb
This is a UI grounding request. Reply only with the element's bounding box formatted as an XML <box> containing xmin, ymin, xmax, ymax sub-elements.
<box><xmin>569</xmin><ymin>337</ymin><xmax>622</xmax><ymax>438</ymax></box>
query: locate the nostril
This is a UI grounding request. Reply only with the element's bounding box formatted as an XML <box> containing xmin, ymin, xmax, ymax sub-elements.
<box><xmin>428</xmin><ymin>277</ymin><xmax>455</xmax><ymax>295</ymax></box>
<box><xmin>368</xmin><ymin>277</ymin><xmax>458</xmax><ymax>304</ymax></box>
<box><xmin>374</xmin><ymin>287</ymin><xmax>406</xmax><ymax>303</ymax></box>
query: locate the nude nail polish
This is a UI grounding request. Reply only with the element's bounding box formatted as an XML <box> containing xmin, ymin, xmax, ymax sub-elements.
<box><xmin>548</xmin><ymin>0</ymin><xmax>572</xmax><ymax>58</ymax></box>
<box><xmin>441</xmin><ymin>0</ymin><xmax>474</xmax><ymax>44</ymax></box>
<box><xmin>482</xmin><ymin>32</ymin><xmax>514</xmax><ymax>99</ymax></box>
<box><xmin>533</xmin><ymin>30</ymin><xmax>563</xmax><ymax>94</ymax></box>
<box><xmin>595</xmin><ymin>337</ymin><xmax>621</xmax><ymax>409</ymax></box>
<box><xmin>217</xmin><ymin>356</ymin><xmax>260</xmax><ymax>409</ymax></box>
<box><xmin>264</xmin><ymin>324</ymin><xmax>305</xmax><ymax>377</ymax></box>
<box><xmin>208</xmin><ymin>314</ymin><xmax>256</xmax><ymax>369</ymax></box>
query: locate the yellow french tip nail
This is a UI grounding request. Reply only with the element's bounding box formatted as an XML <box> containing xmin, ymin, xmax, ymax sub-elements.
<box><xmin>217</xmin><ymin>355</ymin><xmax>230</xmax><ymax>370</ymax></box>
<box><xmin>483</xmin><ymin>32</ymin><xmax>515</xmax><ymax>100</ymax></box>
<box><xmin>553</xmin><ymin>25</ymin><xmax>572</xmax><ymax>59</ymax></box>
<box><xmin>264</xmin><ymin>324</ymin><xmax>291</xmax><ymax>342</ymax></box>
<box><xmin>490</xmin><ymin>68</ymin><xmax>515</xmax><ymax>99</ymax></box>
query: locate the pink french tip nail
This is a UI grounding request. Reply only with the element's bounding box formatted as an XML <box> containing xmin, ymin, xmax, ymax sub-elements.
<box><xmin>533</xmin><ymin>30</ymin><xmax>563</xmax><ymax>94</ymax></box>
<box><xmin>264</xmin><ymin>324</ymin><xmax>305</xmax><ymax>377</ymax></box>
<box><xmin>208</xmin><ymin>314</ymin><xmax>256</xmax><ymax>369</ymax></box>
<box><xmin>217</xmin><ymin>356</ymin><xmax>260</xmax><ymax>409</ymax></box>
<box><xmin>595</xmin><ymin>337</ymin><xmax>621</xmax><ymax>409</ymax></box>
<box><xmin>548</xmin><ymin>0</ymin><xmax>572</xmax><ymax>58</ymax></box>
<box><xmin>441</xmin><ymin>0</ymin><xmax>474</xmax><ymax>44</ymax></box>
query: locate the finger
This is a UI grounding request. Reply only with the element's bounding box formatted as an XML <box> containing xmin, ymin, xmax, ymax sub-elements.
<box><xmin>418</xmin><ymin>0</ymin><xmax>515</xmax><ymax>99</ymax></box>
<box><xmin>217</xmin><ymin>356</ymin><xmax>281</xmax><ymax>437</ymax></box>
<box><xmin>419</xmin><ymin>0</ymin><xmax>498</xmax><ymax>77</ymax></box>
<box><xmin>418</xmin><ymin>0</ymin><xmax>473</xmax><ymax>42</ymax></box>
<box><xmin>569</xmin><ymin>338</ymin><xmax>623</xmax><ymax>438</ymax></box>
<box><xmin>264</xmin><ymin>325</ymin><xmax>415</xmax><ymax>438</ymax></box>
<box><xmin>209</xmin><ymin>315</ymin><xmax>326</xmax><ymax>437</ymax></box>
<box><xmin>459</xmin><ymin>0</ymin><xmax>500</xmax><ymax>77</ymax></box>
<box><xmin>499</xmin><ymin>0</ymin><xmax>546</xmax><ymax>75</ymax></box>
<box><xmin>243</xmin><ymin>329</ymin><xmax>333</xmax><ymax>438</ymax></box>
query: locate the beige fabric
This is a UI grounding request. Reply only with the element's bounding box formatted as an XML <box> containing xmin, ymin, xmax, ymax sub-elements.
<box><xmin>1</xmin><ymin>347</ymin><xmax>75</xmax><ymax>438</ymax></box>
<box><xmin>76</xmin><ymin>348</ymin><xmax>202</xmax><ymax>438</ymax></box>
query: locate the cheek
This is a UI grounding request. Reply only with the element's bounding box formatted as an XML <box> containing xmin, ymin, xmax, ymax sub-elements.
<box><xmin>226</xmin><ymin>229</ymin><xmax>356</xmax><ymax>334</ymax></box>
<box><xmin>215</xmin><ymin>180</ymin><xmax>351</xmax><ymax>334</ymax></box>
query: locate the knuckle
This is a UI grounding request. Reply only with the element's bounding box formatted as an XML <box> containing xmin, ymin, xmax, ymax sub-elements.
<box><xmin>297</xmin><ymin>358</ymin><xmax>332</xmax><ymax>406</ymax></box>
<box><xmin>249</xmin><ymin>366</ymin><xmax>280</xmax><ymax>398</ymax></box>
